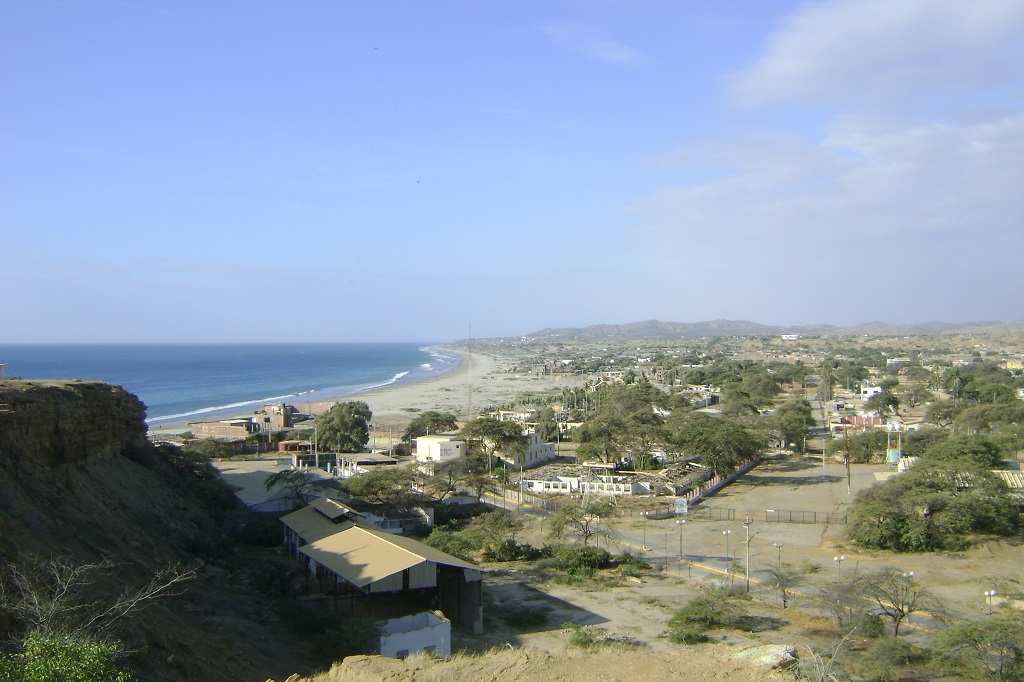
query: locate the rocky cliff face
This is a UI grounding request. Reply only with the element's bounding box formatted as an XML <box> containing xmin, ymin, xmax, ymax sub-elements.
<box><xmin>0</xmin><ymin>380</ymin><xmax>147</xmax><ymax>469</ymax></box>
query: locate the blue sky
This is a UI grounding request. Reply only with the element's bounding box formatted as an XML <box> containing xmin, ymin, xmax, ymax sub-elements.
<box><xmin>2</xmin><ymin>0</ymin><xmax>1023</xmax><ymax>342</ymax></box>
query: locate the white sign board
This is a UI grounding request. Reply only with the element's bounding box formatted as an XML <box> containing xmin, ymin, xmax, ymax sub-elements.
<box><xmin>675</xmin><ymin>499</ymin><xmax>688</xmax><ymax>515</ymax></box>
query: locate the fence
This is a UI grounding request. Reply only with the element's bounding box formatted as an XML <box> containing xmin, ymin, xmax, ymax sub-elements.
<box><xmin>764</xmin><ymin>509</ymin><xmax>847</xmax><ymax>525</ymax></box>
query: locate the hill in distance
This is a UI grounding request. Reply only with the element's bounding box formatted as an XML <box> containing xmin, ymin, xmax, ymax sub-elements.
<box><xmin>523</xmin><ymin>318</ymin><xmax>1021</xmax><ymax>340</ymax></box>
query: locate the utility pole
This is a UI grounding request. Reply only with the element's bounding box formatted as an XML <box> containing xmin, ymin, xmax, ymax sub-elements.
<box><xmin>743</xmin><ymin>516</ymin><xmax>753</xmax><ymax>592</ymax></box>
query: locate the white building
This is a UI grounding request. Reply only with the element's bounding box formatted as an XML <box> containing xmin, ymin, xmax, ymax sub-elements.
<box><xmin>414</xmin><ymin>436</ymin><xmax>466</xmax><ymax>465</ymax></box>
<box><xmin>522</xmin><ymin>472</ymin><xmax>639</xmax><ymax>496</ymax></box>
<box><xmin>378</xmin><ymin>611</ymin><xmax>451</xmax><ymax>659</ymax></box>
<box><xmin>496</xmin><ymin>431</ymin><xmax>555</xmax><ymax>469</ymax></box>
<box><xmin>860</xmin><ymin>383</ymin><xmax>884</xmax><ymax>399</ymax></box>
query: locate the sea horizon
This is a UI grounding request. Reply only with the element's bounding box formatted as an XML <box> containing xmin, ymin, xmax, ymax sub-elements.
<box><xmin>0</xmin><ymin>343</ymin><xmax>461</xmax><ymax>425</ymax></box>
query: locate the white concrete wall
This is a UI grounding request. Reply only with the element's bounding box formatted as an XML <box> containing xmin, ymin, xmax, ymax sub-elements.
<box><xmin>379</xmin><ymin>611</ymin><xmax>451</xmax><ymax>659</ymax></box>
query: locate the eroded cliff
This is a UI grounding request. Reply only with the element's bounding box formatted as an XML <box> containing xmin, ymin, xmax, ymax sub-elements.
<box><xmin>0</xmin><ymin>380</ymin><xmax>147</xmax><ymax>468</ymax></box>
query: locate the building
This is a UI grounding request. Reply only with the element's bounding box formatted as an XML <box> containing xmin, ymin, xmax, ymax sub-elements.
<box><xmin>860</xmin><ymin>383</ymin><xmax>884</xmax><ymax>399</ymax></box>
<box><xmin>189</xmin><ymin>404</ymin><xmax>295</xmax><ymax>438</ymax></box>
<box><xmin>281</xmin><ymin>497</ymin><xmax>484</xmax><ymax>634</ymax></box>
<box><xmin>189</xmin><ymin>416</ymin><xmax>262</xmax><ymax>439</ymax></box>
<box><xmin>495</xmin><ymin>431</ymin><xmax>555</xmax><ymax>469</ymax></box>
<box><xmin>378</xmin><ymin>611</ymin><xmax>451</xmax><ymax>659</ymax></box>
<box><xmin>414</xmin><ymin>436</ymin><xmax>466</xmax><ymax>466</ymax></box>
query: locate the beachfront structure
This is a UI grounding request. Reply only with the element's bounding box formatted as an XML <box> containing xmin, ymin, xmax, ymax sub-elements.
<box><xmin>190</xmin><ymin>416</ymin><xmax>263</xmax><ymax>438</ymax></box>
<box><xmin>190</xmin><ymin>403</ymin><xmax>295</xmax><ymax>438</ymax></box>
<box><xmin>414</xmin><ymin>435</ymin><xmax>466</xmax><ymax>465</ymax></box>
<box><xmin>281</xmin><ymin>497</ymin><xmax>484</xmax><ymax>633</ymax></box>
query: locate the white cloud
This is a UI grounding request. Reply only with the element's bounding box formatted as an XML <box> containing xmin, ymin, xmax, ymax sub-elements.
<box><xmin>627</xmin><ymin>114</ymin><xmax>1024</xmax><ymax>321</ymax></box>
<box><xmin>543</xmin><ymin>23</ymin><xmax>648</xmax><ymax>65</ymax></box>
<box><xmin>728</xmin><ymin>0</ymin><xmax>1024</xmax><ymax>110</ymax></box>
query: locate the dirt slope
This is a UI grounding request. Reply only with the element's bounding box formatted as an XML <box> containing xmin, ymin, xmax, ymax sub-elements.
<box><xmin>303</xmin><ymin>646</ymin><xmax>796</xmax><ymax>682</ymax></box>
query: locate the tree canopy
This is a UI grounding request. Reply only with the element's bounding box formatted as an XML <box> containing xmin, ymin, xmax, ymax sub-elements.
<box><xmin>402</xmin><ymin>411</ymin><xmax>459</xmax><ymax>441</ymax></box>
<box><xmin>847</xmin><ymin>454</ymin><xmax>1020</xmax><ymax>551</ymax></box>
<box><xmin>666</xmin><ymin>413</ymin><xmax>764</xmax><ymax>476</ymax></box>
<box><xmin>314</xmin><ymin>401</ymin><xmax>372</xmax><ymax>452</ymax></box>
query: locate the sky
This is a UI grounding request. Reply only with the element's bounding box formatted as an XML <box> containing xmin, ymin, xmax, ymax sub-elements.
<box><xmin>2</xmin><ymin>0</ymin><xmax>1023</xmax><ymax>343</ymax></box>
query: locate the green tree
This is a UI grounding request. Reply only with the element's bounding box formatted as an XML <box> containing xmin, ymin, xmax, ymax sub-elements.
<box><xmin>402</xmin><ymin>411</ymin><xmax>459</xmax><ymax>441</ymax></box>
<box><xmin>847</xmin><ymin>461</ymin><xmax>1020</xmax><ymax>551</ymax></box>
<box><xmin>314</xmin><ymin>401</ymin><xmax>372</xmax><ymax>452</ymax></box>
<box><xmin>340</xmin><ymin>466</ymin><xmax>415</xmax><ymax>506</ymax></box>
<box><xmin>667</xmin><ymin>413</ymin><xmax>763</xmax><ymax>476</ymax></box>
<box><xmin>920</xmin><ymin>435</ymin><xmax>1004</xmax><ymax>468</ymax></box>
<box><xmin>459</xmin><ymin>510</ymin><xmax>522</xmax><ymax>551</ymax></box>
<box><xmin>461</xmin><ymin>417</ymin><xmax>528</xmax><ymax>470</ymax></box>
<box><xmin>574</xmin><ymin>414</ymin><xmax>625</xmax><ymax>464</ymax></box>
<box><xmin>933</xmin><ymin>615</ymin><xmax>1024</xmax><ymax>681</ymax></box>
<box><xmin>264</xmin><ymin>468</ymin><xmax>322</xmax><ymax>506</ymax></box>
<box><xmin>0</xmin><ymin>633</ymin><xmax>132</xmax><ymax>682</ymax></box>
<box><xmin>864</xmin><ymin>391</ymin><xmax>900</xmax><ymax>415</ymax></box>
<box><xmin>774</xmin><ymin>400</ymin><xmax>814</xmax><ymax>451</ymax></box>
<box><xmin>856</xmin><ymin>568</ymin><xmax>948</xmax><ymax>638</ymax></box>
<box><xmin>547</xmin><ymin>501</ymin><xmax>615</xmax><ymax>546</ymax></box>
<box><xmin>927</xmin><ymin>399</ymin><xmax>965</xmax><ymax>427</ymax></box>
<box><xmin>668</xmin><ymin>588</ymin><xmax>745</xmax><ymax>633</ymax></box>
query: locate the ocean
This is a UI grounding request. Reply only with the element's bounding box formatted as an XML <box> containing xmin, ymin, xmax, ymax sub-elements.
<box><xmin>0</xmin><ymin>343</ymin><xmax>460</xmax><ymax>425</ymax></box>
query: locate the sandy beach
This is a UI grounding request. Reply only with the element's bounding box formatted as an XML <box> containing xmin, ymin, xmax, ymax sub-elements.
<box><xmin>308</xmin><ymin>347</ymin><xmax>584</xmax><ymax>428</ymax></box>
<box><xmin>148</xmin><ymin>346</ymin><xmax>584</xmax><ymax>435</ymax></box>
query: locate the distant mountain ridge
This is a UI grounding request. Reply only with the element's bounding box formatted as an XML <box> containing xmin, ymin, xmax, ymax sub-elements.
<box><xmin>525</xmin><ymin>319</ymin><xmax>1020</xmax><ymax>340</ymax></box>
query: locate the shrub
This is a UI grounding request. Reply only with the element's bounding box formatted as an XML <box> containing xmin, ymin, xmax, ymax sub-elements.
<box><xmin>564</xmin><ymin>624</ymin><xmax>605</xmax><ymax>649</ymax></box>
<box><xmin>614</xmin><ymin>551</ymin><xmax>651</xmax><ymax>570</ymax></box>
<box><xmin>668</xmin><ymin>589</ymin><xmax>745</xmax><ymax>635</ymax></box>
<box><xmin>481</xmin><ymin>539</ymin><xmax>542</xmax><ymax>563</ymax></box>
<box><xmin>422</xmin><ymin>528</ymin><xmax>475</xmax><ymax>562</ymax></box>
<box><xmin>668</xmin><ymin>626</ymin><xmax>711</xmax><ymax>645</ymax></box>
<box><xmin>542</xmin><ymin>544</ymin><xmax>613</xmax><ymax>575</ymax></box>
<box><xmin>0</xmin><ymin>633</ymin><xmax>132</xmax><ymax>682</ymax></box>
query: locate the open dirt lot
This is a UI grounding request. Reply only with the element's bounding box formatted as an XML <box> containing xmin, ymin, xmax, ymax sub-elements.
<box><xmin>474</xmin><ymin>454</ymin><xmax>1022</xmax><ymax>651</ymax></box>
<box><xmin>297</xmin><ymin>455</ymin><xmax>1022</xmax><ymax>681</ymax></box>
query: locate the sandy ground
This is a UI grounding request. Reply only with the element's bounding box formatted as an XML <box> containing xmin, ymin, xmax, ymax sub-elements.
<box><xmin>148</xmin><ymin>348</ymin><xmax>584</xmax><ymax>436</ymax></box>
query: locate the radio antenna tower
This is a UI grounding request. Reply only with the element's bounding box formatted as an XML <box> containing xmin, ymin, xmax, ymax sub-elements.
<box><xmin>467</xmin><ymin>323</ymin><xmax>473</xmax><ymax>418</ymax></box>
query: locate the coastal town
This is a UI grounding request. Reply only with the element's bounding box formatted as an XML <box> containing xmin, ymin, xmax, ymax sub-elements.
<box><xmin>124</xmin><ymin>327</ymin><xmax>1024</xmax><ymax>679</ymax></box>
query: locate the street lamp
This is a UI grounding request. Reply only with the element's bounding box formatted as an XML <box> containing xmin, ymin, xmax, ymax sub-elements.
<box><xmin>834</xmin><ymin>555</ymin><xmax>845</xmax><ymax>582</ymax></box>
<box><xmin>774</xmin><ymin>542</ymin><xmax>784</xmax><ymax>569</ymax></box>
<box><xmin>743</xmin><ymin>516</ymin><xmax>753</xmax><ymax>592</ymax></box>
<box><xmin>676</xmin><ymin>519</ymin><xmax>686</xmax><ymax>559</ymax></box>
<box><xmin>723</xmin><ymin>529</ymin><xmax>732</xmax><ymax>586</ymax></box>
<box><xmin>985</xmin><ymin>590</ymin><xmax>997</xmax><ymax>616</ymax></box>
<box><xmin>641</xmin><ymin>511</ymin><xmax>649</xmax><ymax>551</ymax></box>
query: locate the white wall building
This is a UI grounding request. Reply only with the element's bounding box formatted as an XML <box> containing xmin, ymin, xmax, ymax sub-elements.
<box><xmin>378</xmin><ymin>611</ymin><xmax>451</xmax><ymax>659</ymax></box>
<box><xmin>414</xmin><ymin>436</ymin><xmax>466</xmax><ymax>465</ymax></box>
<box><xmin>522</xmin><ymin>473</ymin><xmax>639</xmax><ymax>496</ymax></box>
<box><xmin>860</xmin><ymin>383</ymin><xmax>884</xmax><ymax>399</ymax></box>
<box><xmin>497</xmin><ymin>431</ymin><xmax>555</xmax><ymax>469</ymax></box>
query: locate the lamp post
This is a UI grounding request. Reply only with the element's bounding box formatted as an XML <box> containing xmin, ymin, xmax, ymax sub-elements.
<box><xmin>723</xmin><ymin>529</ymin><xmax>732</xmax><ymax>586</ymax></box>
<box><xmin>774</xmin><ymin>542</ymin><xmax>784</xmax><ymax>569</ymax></box>
<box><xmin>676</xmin><ymin>519</ymin><xmax>685</xmax><ymax>560</ymax></box>
<box><xmin>834</xmin><ymin>555</ymin><xmax>845</xmax><ymax>582</ymax></box>
<box><xmin>743</xmin><ymin>516</ymin><xmax>753</xmax><ymax>592</ymax></box>
<box><xmin>985</xmin><ymin>590</ymin><xmax>997</xmax><ymax>616</ymax></box>
<box><xmin>641</xmin><ymin>511</ymin><xmax>649</xmax><ymax>551</ymax></box>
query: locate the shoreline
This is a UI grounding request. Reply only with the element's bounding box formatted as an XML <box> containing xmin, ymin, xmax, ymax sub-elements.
<box><xmin>147</xmin><ymin>346</ymin><xmax>585</xmax><ymax>435</ymax></box>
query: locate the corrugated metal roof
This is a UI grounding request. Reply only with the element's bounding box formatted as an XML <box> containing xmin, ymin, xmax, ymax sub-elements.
<box><xmin>280</xmin><ymin>505</ymin><xmax>355</xmax><ymax>543</ymax></box>
<box><xmin>995</xmin><ymin>470</ymin><xmax>1024</xmax><ymax>490</ymax></box>
<box><xmin>309</xmin><ymin>496</ymin><xmax>361</xmax><ymax>521</ymax></box>
<box><xmin>300</xmin><ymin>527</ymin><xmax>427</xmax><ymax>588</ymax></box>
<box><xmin>298</xmin><ymin>523</ymin><xmax>480</xmax><ymax>589</ymax></box>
